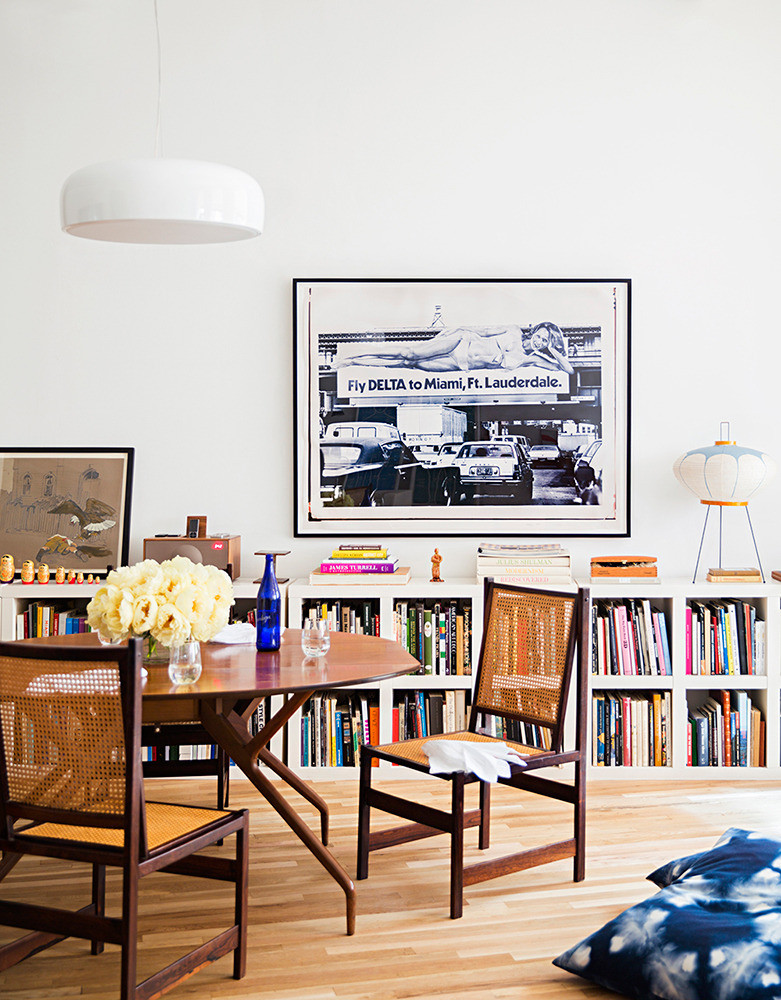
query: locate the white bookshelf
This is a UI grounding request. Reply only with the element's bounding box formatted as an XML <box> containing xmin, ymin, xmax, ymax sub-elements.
<box><xmin>585</xmin><ymin>577</ymin><xmax>781</xmax><ymax>779</ymax></box>
<box><xmin>287</xmin><ymin>577</ymin><xmax>483</xmax><ymax>776</ymax></box>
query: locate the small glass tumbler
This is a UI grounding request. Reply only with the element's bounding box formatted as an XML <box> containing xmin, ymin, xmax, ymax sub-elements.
<box><xmin>168</xmin><ymin>640</ymin><xmax>203</xmax><ymax>685</ymax></box>
<box><xmin>301</xmin><ymin>618</ymin><xmax>330</xmax><ymax>658</ymax></box>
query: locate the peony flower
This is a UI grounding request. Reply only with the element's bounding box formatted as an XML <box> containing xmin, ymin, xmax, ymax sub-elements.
<box><xmin>131</xmin><ymin>594</ymin><xmax>159</xmax><ymax>634</ymax></box>
<box><xmin>153</xmin><ymin>602</ymin><xmax>192</xmax><ymax>648</ymax></box>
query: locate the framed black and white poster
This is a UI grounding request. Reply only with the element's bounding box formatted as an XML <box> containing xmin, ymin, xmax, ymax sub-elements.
<box><xmin>294</xmin><ymin>278</ymin><xmax>630</xmax><ymax>537</ymax></box>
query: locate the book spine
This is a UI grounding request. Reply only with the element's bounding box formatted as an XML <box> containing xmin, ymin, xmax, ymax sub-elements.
<box><xmin>332</xmin><ymin>549</ymin><xmax>388</xmax><ymax>558</ymax></box>
<box><xmin>462</xmin><ymin>604</ymin><xmax>471</xmax><ymax>675</ymax></box>
<box><xmin>319</xmin><ymin>561</ymin><xmax>396</xmax><ymax>572</ymax></box>
<box><xmin>476</xmin><ymin>565</ymin><xmax>572</xmax><ymax>575</ymax></box>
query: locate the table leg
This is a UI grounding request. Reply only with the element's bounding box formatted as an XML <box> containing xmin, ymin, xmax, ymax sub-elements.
<box><xmin>200</xmin><ymin>700</ymin><xmax>356</xmax><ymax>935</ymax></box>
<box><xmin>255</xmin><ymin>746</ymin><xmax>329</xmax><ymax>845</ymax></box>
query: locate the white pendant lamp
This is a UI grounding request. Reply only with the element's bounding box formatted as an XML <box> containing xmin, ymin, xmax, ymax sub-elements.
<box><xmin>60</xmin><ymin>2</ymin><xmax>263</xmax><ymax>245</ymax></box>
<box><xmin>61</xmin><ymin>158</ymin><xmax>264</xmax><ymax>244</ymax></box>
<box><xmin>673</xmin><ymin>422</ymin><xmax>775</xmax><ymax>582</ymax></box>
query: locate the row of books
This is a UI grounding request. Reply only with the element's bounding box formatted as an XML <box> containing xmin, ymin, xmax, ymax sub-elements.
<box><xmin>393</xmin><ymin>599</ymin><xmax>472</xmax><ymax>675</ymax></box>
<box><xmin>592</xmin><ymin>599</ymin><xmax>671</xmax><ymax>676</ymax></box>
<box><xmin>592</xmin><ymin>690</ymin><xmax>671</xmax><ymax>767</ymax></box>
<box><xmin>302</xmin><ymin>599</ymin><xmax>381</xmax><ymax>635</ymax></box>
<box><xmin>476</xmin><ymin>542</ymin><xmax>573</xmax><ymax>587</ymax></box>
<box><xmin>16</xmin><ymin>602</ymin><xmax>91</xmax><ymax>638</ymax></box>
<box><xmin>479</xmin><ymin>712</ymin><xmax>553</xmax><ymax>751</ymax></box>
<box><xmin>301</xmin><ymin>691</ymin><xmax>378</xmax><ymax>768</ymax></box>
<box><xmin>141</xmin><ymin>744</ymin><xmax>220</xmax><ymax>762</ymax></box>
<box><xmin>394</xmin><ymin>688</ymin><xmax>470</xmax><ymax>741</ymax></box>
<box><xmin>141</xmin><ymin>702</ymin><xmax>272</xmax><ymax>766</ymax></box>
<box><xmin>688</xmin><ymin>691</ymin><xmax>765</xmax><ymax>767</ymax></box>
<box><xmin>686</xmin><ymin>599</ymin><xmax>765</xmax><ymax>676</ymax></box>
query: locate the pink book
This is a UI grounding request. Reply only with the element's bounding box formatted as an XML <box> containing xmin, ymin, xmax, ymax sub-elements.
<box><xmin>616</xmin><ymin>605</ymin><xmax>634</xmax><ymax>675</ymax></box>
<box><xmin>685</xmin><ymin>606</ymin><xmax>692</xmax><ymax>675</ymax></box>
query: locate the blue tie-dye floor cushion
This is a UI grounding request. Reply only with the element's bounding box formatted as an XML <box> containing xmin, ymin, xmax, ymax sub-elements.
<box><xmin>553</xmin><ymin>829</ymin><xmax>781</xmax><ymax>999</ymax></box>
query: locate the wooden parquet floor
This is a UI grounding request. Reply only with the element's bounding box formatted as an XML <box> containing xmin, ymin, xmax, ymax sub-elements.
<box><xmin>2</xmin><ymin>774</ymin><xmax>781</xmax><ymax>999</ymax></box>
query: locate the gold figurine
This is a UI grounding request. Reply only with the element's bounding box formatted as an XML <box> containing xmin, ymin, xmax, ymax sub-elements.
<box><xmin>430</xmin><ymin>548</ymin><xmax>443</xmax><ymax>583</ymax></box>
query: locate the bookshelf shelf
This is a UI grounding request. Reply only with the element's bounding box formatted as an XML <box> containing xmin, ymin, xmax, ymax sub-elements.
<box><xmin>287</xmin><ymin>577</ymin><xmax>483</xmax><ymax>776</ymax></box>
<box><xmin>585</xmin><ymin>577</ymin><xmax>781</xmax><ymax>779</ymax></box>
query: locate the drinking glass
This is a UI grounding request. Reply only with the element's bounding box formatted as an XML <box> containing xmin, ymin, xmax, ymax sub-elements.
<box><xmin>168</xmin><ymin>640</ymin><xmax>203</xmax><ymax>685</ymax></box>
<box><xmin>301</xmin><ymin>618</ymin><xmax>330</xmax><ymax>657</ymax></box>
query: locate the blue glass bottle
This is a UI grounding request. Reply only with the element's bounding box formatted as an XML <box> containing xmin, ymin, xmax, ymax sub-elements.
<box><xmin>256</xmin><ymin>553</ymin><xmax>281</xmax><ymax>651</ymax></box>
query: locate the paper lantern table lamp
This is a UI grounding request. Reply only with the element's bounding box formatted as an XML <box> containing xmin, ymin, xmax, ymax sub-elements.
<box><xmin>673</xmin><ymin>422</ymin><xmax>775</xmax><ymax>583</ymax></box>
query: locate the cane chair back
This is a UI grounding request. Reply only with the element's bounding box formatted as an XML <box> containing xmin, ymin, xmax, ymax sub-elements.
<box><xmin>0</xmin><ymin>650</ymin><xmax>131</xmax><ymax>838</ymax></box>
<box><xmin>0</xmin><ymin>641</ymin><xmax>141</xmax><ymax>852</ymax></box>
<box><xmin>470</xmin><ymin>583</ymin><xmax>578</xmax><ymax>751</ymax></box>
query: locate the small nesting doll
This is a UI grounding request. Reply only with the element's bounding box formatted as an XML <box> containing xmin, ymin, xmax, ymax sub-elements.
<box><xmin>55</xmin><ymin>565</ymin><xmax>66</xmax><ymax>584</ymax></box>
<box><xmin>0</xmin><ymin>554</ymin><xmax>14</xmax><ymax>583</ymax></box>
<box><xmin>37</xmin><ymin>563</ymin><xmax>51</xmax><ymax>584</ymax></box>
<box><xmin>21</xmin><ymin>560</ymin><xmax>35</xmax><ymax>584</ymax></box>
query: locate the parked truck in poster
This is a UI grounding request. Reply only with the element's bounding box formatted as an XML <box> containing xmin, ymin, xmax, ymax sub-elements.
<box><xmin>396</xmin><ymin>404</ymin><xmax>467</xmax><ymax>464</ymax></box>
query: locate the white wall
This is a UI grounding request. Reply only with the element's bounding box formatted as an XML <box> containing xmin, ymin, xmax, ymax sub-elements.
<box><xmin>2</xmin><ymin>0</ymin><xmax>779</xmax><ymax>582</ymax></box>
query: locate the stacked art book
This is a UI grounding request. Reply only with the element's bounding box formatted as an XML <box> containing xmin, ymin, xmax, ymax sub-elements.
<box><xmin>309</xmin><ymin>543</ymin><xmax>411</xmax><ymax>585</ymax></box>
<box><xmin>476</xmin><ymin>542</ymin><xmax>572</xmax><ymax>587</ymax></box>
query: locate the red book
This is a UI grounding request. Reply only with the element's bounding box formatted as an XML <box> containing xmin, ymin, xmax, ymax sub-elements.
<box><xmin>721</xmin><ymin>690</ymin><xmax>732</xmax><ymax>766</ymax></box>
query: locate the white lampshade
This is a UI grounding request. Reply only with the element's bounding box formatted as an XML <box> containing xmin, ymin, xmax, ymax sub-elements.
<box><xmin>61</xmin><ymin>158</ymin><xmax>264</xmax><ymax>244</ymax></box>
<box><xmin>673</xmin><ymin>434</ymin><xmax>775</xmax><ymax>505</ymax></box>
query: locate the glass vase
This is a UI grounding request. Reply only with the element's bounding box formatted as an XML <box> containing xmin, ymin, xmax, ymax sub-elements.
<box><xmin>142</xmin><ymin>633</ymin><xmax>168</xmax><ymax>664</ymax></box>
<box><xmin>168</xmin><ymin>639</ymin><xmax>202</xmax><ymax>685</ymax></box>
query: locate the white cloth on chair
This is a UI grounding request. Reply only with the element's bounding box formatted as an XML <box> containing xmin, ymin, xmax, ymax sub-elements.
<box><xmin>422</xmin><ymin>739</ymin><xmax>527</xmax><ymax>782</ymax></box>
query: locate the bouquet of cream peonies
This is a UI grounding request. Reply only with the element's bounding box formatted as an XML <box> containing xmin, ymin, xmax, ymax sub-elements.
<box><xmin>86</xmin><ymin>556</ymin><xmax>234</xmax><ymax>648</ymax></box>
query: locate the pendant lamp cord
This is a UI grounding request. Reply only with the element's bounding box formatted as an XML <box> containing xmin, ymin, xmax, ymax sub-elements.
<box><xmin>153</xmin><ymin>0</ymin><xmax>163</xmax><ymax>157</ymax></box>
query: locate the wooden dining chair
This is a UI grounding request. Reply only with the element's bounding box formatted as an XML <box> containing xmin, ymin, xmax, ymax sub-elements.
<box><xmin>0</xmin><ymin>637</ymin><xmax>249</xmax><ymax>999</ymax></box>
<box><xmin>357</xmin><ymin>582</ymin><xmax>588</xmax><ymax>918</ymax></box>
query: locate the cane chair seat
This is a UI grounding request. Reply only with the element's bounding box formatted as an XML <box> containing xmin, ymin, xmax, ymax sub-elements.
<box><xmin>16</xmin><ymin>801</ymin><xmax>232</xmax><ymax>851</ymax></box>
<box><xmin>372</xmin><ymin>731</ymin><xmax>552</xmax><ymax>769</ymax></box>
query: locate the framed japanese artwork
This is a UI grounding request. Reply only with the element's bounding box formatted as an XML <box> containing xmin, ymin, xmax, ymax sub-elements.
<box><xmin>0</xmin><ymin>447</ymin><xmax>134</xmax><ymax>575</ymax></box>
<box><xmin>293</xmin><ymin>278</ymin><xmax>630</xmax><ymax>537</ymax></box>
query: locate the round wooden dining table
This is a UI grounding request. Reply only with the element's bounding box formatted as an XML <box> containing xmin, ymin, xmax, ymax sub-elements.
<box><xmin>18</xmin><ymin>629</ymin><xmax>418</xmax><ymax>935</ymax></box>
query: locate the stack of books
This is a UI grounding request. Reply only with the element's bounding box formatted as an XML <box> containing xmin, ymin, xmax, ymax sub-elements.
<box><xmin>708</xmin><ymin>567</ymin><xmax>762</xmax><ymax>584</ymax></box>
<box><xmin>476</xmin><ymin>542</ymin><xmax>572</xmax><ymax>588</ymax></box>
<box><xmin>309</xmin><ymin>544</ymin><xmax>411</xmax><ymax>585</ymax></box>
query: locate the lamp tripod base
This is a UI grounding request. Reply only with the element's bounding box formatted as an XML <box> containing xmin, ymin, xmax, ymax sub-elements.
<box><xmin>691</xmin><ymin>504</ymin><xmax>765</xmax><ymax>584</ymax></box>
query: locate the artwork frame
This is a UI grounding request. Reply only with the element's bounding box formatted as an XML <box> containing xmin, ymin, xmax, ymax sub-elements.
<box><xmin>294</xmin><ymin>278</ymin><xmax>630</xmax><ymax>537</ymax></box>
<box><xmin>0</xmin><ymin>447</ymin><xmax>134</xmax><ymax>575</ymax></box>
